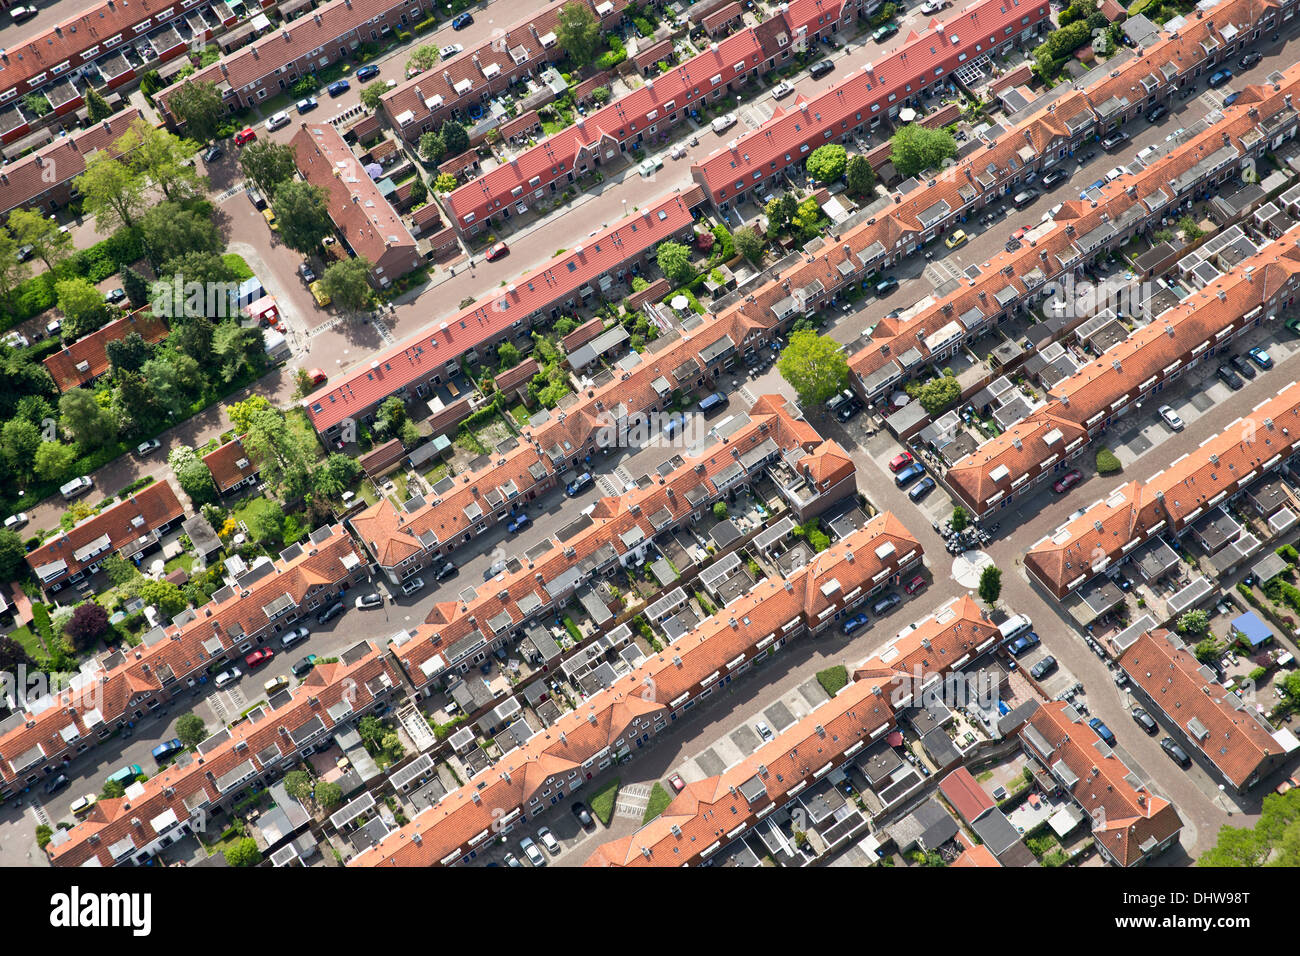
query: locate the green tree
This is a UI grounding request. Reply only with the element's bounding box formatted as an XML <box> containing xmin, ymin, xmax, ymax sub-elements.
<box><xmin>175</xmin><ymin>712</ymin><xmax>207</xmax><ymax>748</ymax></box>
<box><xmin>360</xmin><ymin>82</ymin><xmax>387</xmax><ymax>111</ymax></box>
<box><xmin>497</xmin><ymin>342</ymin><xmax>522</xmax><ymax>370</ymax></box>
<box><xmin>223</xmin><ymin>837</ymin><xmax>262</xmax><ymax>867</ymax></box>
<box><xmin>6</xmin><ymin>207</ymin><xmax>74</xmax><ymax>272</ymax></box>
<box><xmin>239</xmin><ymin>140</ymin><xmax>299</xmax><ymax>197</ymax></box>
<box><xmin>0</xmin><ymin>529</ymin><xmax>25</xmax><ymax>581</ymax></box>
<box><xmin>358</xmin><ymin>715</ymin><xmax>385</xmax><ymax>747</ymax></box>
<box><xmin>75</xmin><ymin>151</ymin><xmax>146</xmax><ymax>232</ymax></box>
<box><xmin>406</xmin><ymin>44</ymin><xmax>440</xmax><ymax>75</ymax></box>
<box><xmin>310</xmin><ymin>453</ymin><xmax>361</xmax><ymax>497</ymax></box>
<box><xmin>139</xmin><ymin>579</ymin><xmax>188</xmax><ymax>618</ymax></box>
<box><xmin>776</xmin><ymin>330</ymin><xmax>848</xmax><ymax>407</ymax></box>
<box><xmin>765</xmin><ymin>193</ymin><xmax>798</xmax><ymax>229</ymax></box>
<box><xmin>239</xmin><ymin>402</ymin><xmax>316</xmax><ymax>499</ymax></box>
<box><xmin>1</xmin><ymin>419</ymin><xmax>42</xmax><ymax>479</ymax></box>
<box><xmin>846</xmin><ymin>154</ymin><xmax>876</xmax><ymax>197</ymax></box>
<box><xmin>59</xmin><ymin>388</ymin><xmax>116</xmax><ymax>449</ymax></box>
<box><xmin>950</xmin><ymin>506</ymin><xmax>968</xmax><ymax>532</ymax></box>
<box><xmin>284</xmin><ymin>770</ymin><xmax>314</xmax><ymax>803</ymax></box>
<box><xmin>889</xmin><ymin>124</ymin><xmax>958</xmax><ymax>178</ymax></box>
<box><xmin>806</xmin><ymin>143</ymin><xmax>847</xmax><ymax>184</ymax></box>
<box><xmin>557</xmin><ymin>1</ymin><xmax>602</xmax><ymax>66</ymax></box>
<box><xmin>34</xmin><ymin>441</ymin><xmax>77</xmax><ymax>482</ymax></box>
<box><xmin>319</xmin><ymin>257</ymin><xmax>375</xmax><ymax>313</ymax></box>
<box><xmin>917</xmin><ymin>372</ymin><xmax>960</xmax><ymax>415</ymax></box>
<box><xmin>120</xmin><ymin>118</ymin><xmax>206</xmax><ymax>201</ymax></box>
<box><xmin>314</xmin><ymin>780</ymin><xmax>343</xmax><ymax>810</ymax></box>
<box><xmin>790</xmin><ymin>196</ymin><xmax>824</xmax><ymax>241</ymax></box>
<box><xmin>1194</xmin><ymin>636</ymin><xmax>1224</xmax><ymax>664</ymax></box>
<box><xmin>101</xmin><ymin>779</ymin><xmax>126</xmax><ymax>800</ymax></box>
<box><xmin>1177</xmin><ymin>609</ymin><xmax>1210</xmax><ymax>635</ymax></box>
<box><xmin>141</xmin><ymin>350</ymin><xmax>203</xmax><ymax>418</ymax></box>
<box><xmin>85</xmin><ymin>86</ymin><xmax>114</xmax><ymax>122</ymax></box>
<box><xmin>409</xmin><ymin>176</ymin><xmax>428</xmax><ymax>206</ymax></box>
<box><xmin>439</xmin><ymin>120</ymin><xmax>470</xmax><ymax>157</ymax></box>
<box><xmin>271</xmin><ymin>180</ymin><xmax>333</xmax><ymax>254</ymax></box>
<box><xmin>434</xmin><ymin>172</ymin><xmax>458</xmax><ymax>192</ymax></box>
<box><xmin>122</xmin><ymin>266</ymin><xmax>150</xmax><ymax>309</ymax></box>
<box><xmin>169</xmin><ymin>445</ymin><xmax>218</xmax><ymax>505</ymax></box>
<box><xmin>140</xmin><ymin>201</ymin><xmax>222</xmax><ymax>270</ymax></box>
<box><xmin>978</xmin><ymin>565</ymin><xmax>1001</xmax><ymax>608</ymax></box>
<box><xmin>0</xmin><ymin>225</ymin><xmax>27</xmax><ymax>306</ymax></box>
<box><xmin>656</xmin><ymin>240</ymin><xmax>694</xmax><ymax>286</ymax></box>
<box><xmin>166</xmin><ymin>80</ymin><xmax>224</xmax><ymax>144</ymax></box>
<box><xmin>106</xmin><ymin>332</ymin><xmax>151</xmax><ymax>375</ymax></box>
<box><xmin>712</xmin><ymin>502</ymin><xmax>728</xmax><ymax>520</ymax></box>
<box><xmin>249</xmin><ymin>500</ymin><xmax>287</xmax><ymax>544</ymax></box>
<box><xmin>418</xmin><ymin>130</ymin><xmax>446</xmax><ymax>164</ymax></box>
<box><xmin>228</xmin><ymin>395</ymin><xmax>273</xmax><ymax>435</ymax></box>
<box><xmin>212</xmin><ymin>320</ymin><xmax>264</xmax><ymax>384</ymax></box>
<box><xmin>113</xmin><ymin>371</ymin><xmax>160</xmax><ymax>436</ymax></box>
<box><xmin>55</xmin><ymin>277</ymin><xmax>112</xmax><ymax>339</ymax></box>
<box><xmin>733</xmin><ymin>225</ymin><xmax>765</xmax><ymax>264</ymax></box>
<box><xmin>592</xmin><ymin>86</ymin><xmax>612</xmax><ymax>104</ymax></box>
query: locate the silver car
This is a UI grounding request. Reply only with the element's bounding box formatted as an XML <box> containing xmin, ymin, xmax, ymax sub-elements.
<box><xmin>1157</xmin><ymin>404</ymin><xmax>1184</xmax><ymax>431</ymax></box>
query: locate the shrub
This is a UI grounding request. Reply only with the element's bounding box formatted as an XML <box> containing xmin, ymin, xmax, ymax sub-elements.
<box><xmin>1095</xmin><ymin>447</ymin><xmax>1121</xmax><ymax>474</ymax></box>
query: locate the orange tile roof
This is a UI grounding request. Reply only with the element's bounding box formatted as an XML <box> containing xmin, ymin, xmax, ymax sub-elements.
<box><xmin>202</xmin><ymin>436</ymin><xmax>259</xmax><ymax>494</ymax></box>
<box><xmin>42</xmin><ymin>310</ymin><xmax>168</xmax><ymax>392</ymax></box>
<box><xmin>0</xmin><ymin>109</ymin><xmax>143</xmax><ymax>217</ymax></box>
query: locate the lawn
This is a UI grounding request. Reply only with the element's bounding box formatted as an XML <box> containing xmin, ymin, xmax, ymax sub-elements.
<box><xmin>286</xmin><ymin>408</ymin><xmax>325</xmax><ymax>463</ymax></box>
<box><xmin>642</xmin><ymin>782</ymin><xmax>673</xmax><ymax>824</ymax></box>
<box><xmin>223</xmin><ymin>253</ymin><xmax>255</xmax><ymax>282</ymax></box>
<box><xmin>589</xmin><ymin>777</ymin><xmax>621</xmax><ymax>826</ymax></box>
<box><xmin>233</xmin><ymin>495</ymin><xmax>281</xmax><ymax>533</ymax></box>
<box><xmin>164</xmin><ymin>553</ymin><xmax>195</xmax><ymax>575</ymax></box>
<box><xmin>8</xmin><ymin>624</ymin><xmax>46</xmax><ymax>660</ymax></box>
<box><xmin>816</xmin><ymin>664</ymin><xmax>848</xmax><ymax>697</ymax></box>
<box><xmin>508</xmin><ymin>403</ymin><xmax>531</xmax><ymax>427</ymax></box>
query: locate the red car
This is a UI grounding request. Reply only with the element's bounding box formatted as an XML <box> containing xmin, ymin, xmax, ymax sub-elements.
<box><xmin>245</xmin><ymin>648</ymin><xmax>275</xmax><ymax>669</ymax></box>
<box><xmin>904</xmin><ymin>575</ymin><xmax>927</xmax><ymax>595</ymax></box>
<box><xmin>485</xmin><ymin>241</ymin><xmax>509</xmax><ymax>261</ymax></box>
<box><xmin>888</xmin><ymin>452</ymin><xmax>914</xmax><ymax>473</ymax></box>
<box><xmin>1009</xmin><ymin>226</ymin><xmax>1028</xmax><ymax>241</ymax></box>
<box><xmin>668</xmin><ymin>773</ymin><xmax>685</xmax><ymax>794</ymax></box>
<box><xmin>1052</xmin><ymin>469</ymin><xmax>1083</xmax><ymax>494</ymax></box>
<box><xmin>234</xmin><ymin>127</ymin><xmax>257</xmax><ymax>146</ymax></box>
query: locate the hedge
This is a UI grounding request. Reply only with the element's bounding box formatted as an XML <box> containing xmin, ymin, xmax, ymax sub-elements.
<box><xmin>1095</xmin><ymin>447</ymin><xmax>1121</xmax><ymax>474</ymax></box>
<box><xmin>2</xmin><ymin>226</ymin><xmax>146</xmax><ymax>331</ymax></box>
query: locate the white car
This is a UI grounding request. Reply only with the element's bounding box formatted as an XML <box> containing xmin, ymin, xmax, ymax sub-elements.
<box><xmin>1157</xmin><ymin>404</ymin><xmax>1184</xmax><ymax>431</ymax></box>
<box><xmin>711</xmin><ymin>112</ymin><xmax>738</xmax><ymax>133</ymax></box>
<box><xmin>537</xmin><ymin>826</ymin><xmax>561</xmax><ymax>855</ymax></box>
<box><xmin>400</xmin><ymin>577</ymin><xmax>425</xmax><ymax>596</ymax></box>
<box><xmin>136</xmin><ymin>439</ymin><xmax>161</xmax><ymax>456</ymax></box>
<box><xmin>1135</xmin><ymin>144</ymin><xmax>1160</xmax><ymax>166</ymax></box>
<box><xmin>1105</xmin><ymin>165</ymin><xmax>1128</xmax><ymax>182</ymax></box>
<box><xmin>920</xmin><ymin>0</ymin><xmax>944</xmax><ymax>12</ymax></box>
<box><xmin>266</xmin><ymin>110</ymin><xmax>291</xmax><ymax>131</ymax></box>
<box><xmin>519</xmin><ymin>836</ymin><xmax>546</xmax><ymax>867</ymax></box>
<box><xmin>214</xmin><ymin>667</ymin><xmax>242</xmax><ymax>688</ymax></box>
<box><xmin>440</xmin><ymin>43</ymin><xmax>464</xmax><ymax>58</ymax></box>
<box><xmin>3</xmin><ymin>512</ymin><xmax>28</xmax><ymax>531</ymax></box>
<box><xmin>60</xmin><ymin>476</ymin><xmax>92</xmax><ymax>499</ymax></box>
<box><xmin>2</xmin><ymin>331</ymin><xmax>29</xmax><ymax>349</ymax></box>
<box><xmin>755</xmin><ymin>720</ymin><xmax>774</xmax><ymax>743</ymax></box>
<box><xmin>772</xmin><ymin>80</ymin><xmax>796</xmax><ymax>99</ymax></box>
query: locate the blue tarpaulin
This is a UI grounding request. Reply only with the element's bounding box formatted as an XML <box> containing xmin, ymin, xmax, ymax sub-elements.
<box><xmin>1230</xmin><ymin>611</ymin><xmax>1273</xmax><ymax>647</ymax></box>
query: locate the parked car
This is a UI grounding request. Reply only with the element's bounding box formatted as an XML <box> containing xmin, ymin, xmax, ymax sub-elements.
<box><xmin>1223</xmin><ymin>90</ymin><xmax>1242</xmax><ymax>107</ymax></box>
<box><xmin>872</xmin><ymin>592</ymin><xmax>901</xmax><ymax>615</ymax></box>
<box><xmin>3</xmin><ymin>512</ymin><xmax>28</xmax><ymax>531</ymax></box>
<box><xmin>537</xmin><ymin>826</ymin><xmax>561</xmax><ymax>855</ymax></box>
<box><xmin>503</xmin><ymin>851</ymin><xmax>522</xmax><ymax>867</ymax></box>
<box><xmin>1040</xmin><ymin>168</ymin><xmax>1069</xmax><ymax>189</ymax></box>
<box><xmin>772</xmin><ymin>80</ymin><xmax>796</xmax><ymax>99</ymax></box>
<box><xmin>264</xmin><ymin>675</ymin><xmax>290</xmax><ymax>695</ymax></box>
<box><xmin>1157</xmin><ymin>404</ymin><xmax>1184</xmax><ymax>431</ymax></box>
<box><xmin>893</xmin><ymin>462</ymin><xmax>926</xmax><ymax>488</ymax></box>
<box><xmin>45</xmin><ymin>774</ymin><xmax>71</xmax><ymax>795</ymax></box>
<box><xmin>214</xmin><ymin>667</ymin><xmax>242</xmax><ymax>688</ymax></box>
<box><xmin>234</xmin><ymin>127</ymin><xmax>257</xmax><ymax>146</ymax></box>
<box><xmin>871</xmin><ymin>22</ymin><xmax>899</xmax><ymax>42</ymax></box>
<box><xmin>136</xmin><ymin>438</ymin><xmax>161</xmax><ymax>455</ymax></box>
<box><xmin>1029</xmin><ymin>656</ymin><xmax>1057</xmax><ymax>680</ymax></box>
<box><xmin>485</xmin><ymin>241</ymin><xmax>509</xmax><ymax>261</ymax></box>
<box><xmin>1216</xmin><ymin>364</ymin><xmax>1244</xmax><ymax>390</ymax></box>
<box><xmin>263</xmin><ymin>207</ymin><xmax>279</xmax><ymax>231</ymax></box>
<box><xmin>291</xmin><ymin>655</ymin><xmax>318</xmax><ymax>678</ymax></box>
<box><xmin>1229</xmin><ymin>353</ymin><xmax>1257</xmax><ymax>380</ymax></box>
<box><xmin>317</xmin><ymin>600</ymin><xmax>345</xmax><ymax>625</ymax></box>
<box><xmin>356</xmin><ymin>65</ymin><xmax>381</xmax><ymax>82</ymax></box>
<box><xmin>1239</xmin><ymin>51</ymin><xmax>1262</xmax><ymax>70</ymax></box>
<box><xmin>266</xmin><ymin>110</ymin><xmax>290</xmax><ymax>131</ymax></box>
<box><xmin>245</xmin><ymin>648</ymin><xmax>274</xmax><ymax>668</ymax></box>
<box><xmin>873</xmin><ymin>276</ymin><xmax>899</xmax><ymax>295</ymax></box>
<box><xmin>668</xmin><ymin>773</ymin><xmax>686</xmax><ymax>793</ymax></box>
<box><xmin>1012</xmin><ymin>188</ymin><xmax>1039</xmax><ymax>208</ymax></box>
<box><xmin>920</xmin><ymin>0</ymin><xmax>944</xmax><ymax>12</ymax></box>
<box><xmin>295</xmin><ymin>96</ymin><xmax>318</xmax><ymax>114</ymax></box>
<box><xmin>434</xmin><ymin>560</ymin><xmax>459</xmax><ymax>581</ymax></box>
<box><xmin>836</xmin><ymin>398</ymin><xmax>863</xmax><ymax>423</ymax></box>
<box><xmin>1145</xmin><ymin>103</ymin><xmax>1169</xmax><ymax>123</ymax></box>
<box><xmin>451</xmin><ymin>12</ymin><xmax>474</xmax><ymax>29</ymax></box>
<box><xmin>755</xmin><ymin>720</ymin><xmax>774</xmax><ymax>743</ymax></box>
<box><xmin>106</xmin><ymin>764</ymin><xmax>142</xmax><ymax>787</ymax></box>
<box><xmin>106</xmin><ymin>287</ymin><xmax>126</xmax><ymax>304</ymax></box>
<box><xmin>151</xmin><ymin>738</ymin><xmax>184</xmax><ymax>763</ymax></box>
<box><xmin>1105</xmin><ymin>165</ymin><xmax>1128</xmax><ymax>182</ymax></box>
<box><xmin>908</xmin><ymin>476</ymin><xmax>936</xmax><ymax>502</ymax></box>
<box><xmin>888</xmin><ymin>451</ymin><xmax>914</xmax><ymax>473</ymax></box>
<box><xmin>70</xmin><ymin>794</ymin><xmax>98</xmax><ymax>816</ymax></box>
<box><xmin>711</xmin><ymin>112</ymin><xmax>738</xmax><ymax>133</ymax></box>
<box><xmin>1248</xmin><ymin>346</ymin><xmax>1274</xmax><ymax>370</ymax></box>
<box><xmin>904</xmin><ymin>575</ymin><xmax>927</xmax><ymax>596</ymax></box>
<box><xmin>355</xmin><ymin>592</ymin><xmax>383</xmax><ymax>610</ymax></box>
<box><xmin>203</xmin><ymin>143</ymin><xmax>224</xmax><ymax>163</ymax></box>
<box><xmin>1088</xmin><ymin>717</ymin><xmax>1117</xmax><ymax>746</ymax></box>
<box><xmin>281</xmin><ymin>626</ymin><xmax>310</xmax><ymax>650</ymax></box>
<box><xmin>1208</xmin><ymin>68</ymin><xmax>1234</xmax><ymax>88</ymax></box>
<box><xmin>809</xmin><ymin>58</ymin><xmax>835</xmax><ymax>78</ymax></box>
<box><xmin>520</xmin><ymin>836</ymin><xmax>546</xmax><ymax>866</ymax></box>
<box><xmin>10</xmin><ymin>6</ymin><xmax>38</xmax><ymax>23</ymax></box>
<box><xmin>944</xmin><ymin>229</ymin><xmax>969</xmax><ymax>249</ymax></box>
<box><xmin>1135</xmin><ymin>144</ymin><xmax>1161</xmax><ymax>166</ymax></box>
<box><xmin>1100</xmin><ymin>130</ymin><xmax>1130</xmax><ymax>150</ymax></box>
<box><xmin>1052</xmin><ymin>469</ymin><xmax>1083</xmax><ymax>494</ymax></box>
<box><xmin>572</xmin><ymin>801</ymin><xmax>596</xmax><ymax>830</ymax></box>
<box><xmin>60</xmin><ymin>476</ymin><xmax>93</xmax><ymax>499</ymax></box>
<box><xmin>1006</xmin><ymin>632</ymin><xmax>1041</xmax><ymax>656</ymax></box>
<box><xmin>1131</xmin><ymin>708</ymin><xmax>1159</xmax><ymax>735</ymax></box>
<box><xmin>566</xmin><ymin>472</ymin><xmax>593</xmax><ymax>496</ymax></box>
<box><xmin>506</xmin><ymin>511</ymin><xmax>531</xmax><ymax>533</ymax></box>
<box><xmin>841</xmin><ymin>611</ymin><xmax>869</xmax><ymax>635</ymax></box>
<box><xmin>440</xmin><ymin>43</ymin><xmax>464</xmax><ymax>59</ymax></box>
<box><xmin>298</xmin><ymin>261</ymin><xmax>317</xmax><ymax>284</ymax></box>
<box><xmin>1161</xmin><ymin>736</ymin><xmax>1192</xmax><ymax>767</ymax></box>
<box><xmin>326</xmin><ymin>79</ymin><xmax>351</xmax><ymax>97</ymax></box>
<box><xmin>400</xmin><ymin>577</ymin><xmax>426</xmax><ymax>596</ymax></box>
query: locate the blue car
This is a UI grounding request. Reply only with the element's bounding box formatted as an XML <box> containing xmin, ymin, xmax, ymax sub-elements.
<box><xmin>1079</xmin><ymin>178</ymin><xmax>1105</xmax><ymax>199</ymax></box>
<box><xmin>1222</xmin><ymin>91</ymin><xmax>1241</xmax><ymax>107</ymax></box>
<box><xmin>152</xmin><ymin>738</ymin><xmax>184</xmax><ymax>763</ymax></box>
<box><xmin>566</xmin><ymin>472</ymin><xmax>593</xmax><ymax>496</ymax></box>
<box><xmin>326</xmin><ymin>79</ymin><xmax>350</xmax><ymax>97</ymax></box>
<box><xmin>1208</xmin><ymin>68</ymin><xmax>1234</xmax><ymax>88</ymax></box>
<box><xmin>356</xmin><ymin>65</ymin><xmax>380</xmax><ymax>82</ymax></box>
<box><xmin>1006</xmin><ymin>632</ymin><xmax>1041</xmax><ymax>657</ymax></box>
<box><xmin>841</xmin><ymin>612</ymin><xmax>869</xmax><ymax>635</ymax></box>
<box><xmin>1088</xmin><ymin>717</ymin><xmax>1116</xmax><ymax>747</ymax></box>
<box><xmin>506</xmin><ymin>512</ymin><xmax>531</xmax><ymax>533</ymax></box>
<box><xmin>452</xmin><ymin>11</ymin><xmax>474</xmax><ymax>29</ymax></box>
<box><xmin>893</xmin><ymin>461</ymin><xmax>926</xmax><ymax>488</ymax></box>
<box><xmin>908</xmin><ymin>476</ymin><xmax>936</xmax><ymax>501</ymax></box>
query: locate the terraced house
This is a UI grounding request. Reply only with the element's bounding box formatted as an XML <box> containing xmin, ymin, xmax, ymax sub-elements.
<box><xmin>0</xmin><ymin>524</ymin><xmax>366</xmax><ymax>799</ymax></box>
<box><xmin>0</xmin><ymin>109</ymin><xmax>141</xmax><ymax>219</ymax></box>
<box><xmin>943</xmin><ymin>225</ymin><xmax>1300</xmax><ymax>519</ymax></box>
<box><xmin>1025</xmin><ymin>378</ymin><xmax>1300</xmax><ymax>600</ymax></box>
<box><xmin>348</xmin><ymin>518</ymin><xmax>921</xmax><ymax>866</ymax></box>
<box><xmin>583</xmin><ymin>594</ymin><xmax>1005</xmax><ymax>866</ymax></box>
<box><xmin>382</xmin><ymin>395</ymin><xmax>862</xmax><ymax>692</ymax></box>
<box><xmin>45</xmin><ymin>641</ymin><xmax>401</xmax><ymax>866</ymax></box>
<box><xmin>301</xmin><ymin>187</ymin><xmax>703</xmax><ymax>441</ymax></box>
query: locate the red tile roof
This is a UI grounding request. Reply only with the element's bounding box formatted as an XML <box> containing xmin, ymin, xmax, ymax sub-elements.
<box><xmin>42</xmin><ymin>310</ymin><xmax>168</xmax><ymax>392</ymax></box>
<box><xmin>202</xmin><ymin>436</ymin><xmax>259</xmax><ymax>494</ymax></box>
<box><xmin>0</xmin><ymin>109</ymin><xmax>142</xmax><ymax>217</ymax></box>
<box><xmin>939</xmin><ymin>765</ymin><xmax>994</xmax><ymax>823</ymax></box>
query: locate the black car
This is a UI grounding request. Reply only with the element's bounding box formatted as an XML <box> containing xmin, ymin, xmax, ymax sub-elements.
<box><xmin>45</xmin><ymin>773</ymin><xmax>71</xmax><ymax>795</ymax></box>
<box><xmin>317</xmin><ymin>600</ymin><xmax>345</xmax><ymax>625</ymax></box>
<box><xmin>809</xmin><ymin>58</ymin><xmax>835</xmax><ymax>78</ymax></box>
<box><xmin>1146</xmin><ymin>103</ymin><xmax>1169</xmax><ymax>123</ymax></box>
<box><xmin>873</xmin><ymin>276</ymin><xmax>899</xmax><ymax>295</ymax></box>
<box><xmin>1216</xmin><ymin>364</ymin><xmax>1244</xmax><ymax>390</ymax></box>
<box><xmin>572</xmin><ymin>801</ymin><xmax>596</xmax><ymax>830</ymax></box>
<box><xmin>1131</xmin><ymin>707</ymin><xmax>1158</xmax><ymax>735</ymax></box>
<box><xmin>203</xmin><ymin>144</ymin><xmax>223</xmax><ymax>163</ymax></box>
<box><xmin>1229</xmin><ymin>353</ymin><xmax>1257</xmax><ymax>380</ymax></box>
<box><xmin>291</xmin><ymin>656</ymin><xmax>317</xmax><ymax>678</ymax></box>
<box><xmin>1041</xmin><ymin>168</ymin><xmax>1069</xmax><ymax>189</ymax></box>
<box><xmin>1030</xmin><ymin>656</ymin><xmax>1057</xmax><ymax>680</ymax></box>
<box><xmin>1161</xmin><ymin>736</ymin><xmax>1192</xmax><ymax>767</ymax></box>
<box><xmin>835</xmin><ymin>399</ymin><xmax>863</xmax><ymax>423</ymax></box>
<box><xmin>1239</xmin><ymin>51</ymin><xmax>1262</xmax><ymax>70</ymax></box>
<box><xmin>434</xmin><ymin>560</ymin><xmax>459</xmax><ymax>581</ymax></box>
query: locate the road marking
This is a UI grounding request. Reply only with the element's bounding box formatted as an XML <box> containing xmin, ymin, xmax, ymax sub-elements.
<box><xmin>216</xmin><ymin>181</ymin><xmax>246</xmax><ymax>202</ymax></box>
<box><xmin>30</xmin><ymin>802</ymin><xmax>51</xmax><ymax>828</ymax></box>
<box><xmin>615</xmin><ymin>782</ymin><xmax>652</xmax><ymax>818</ymax></box>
